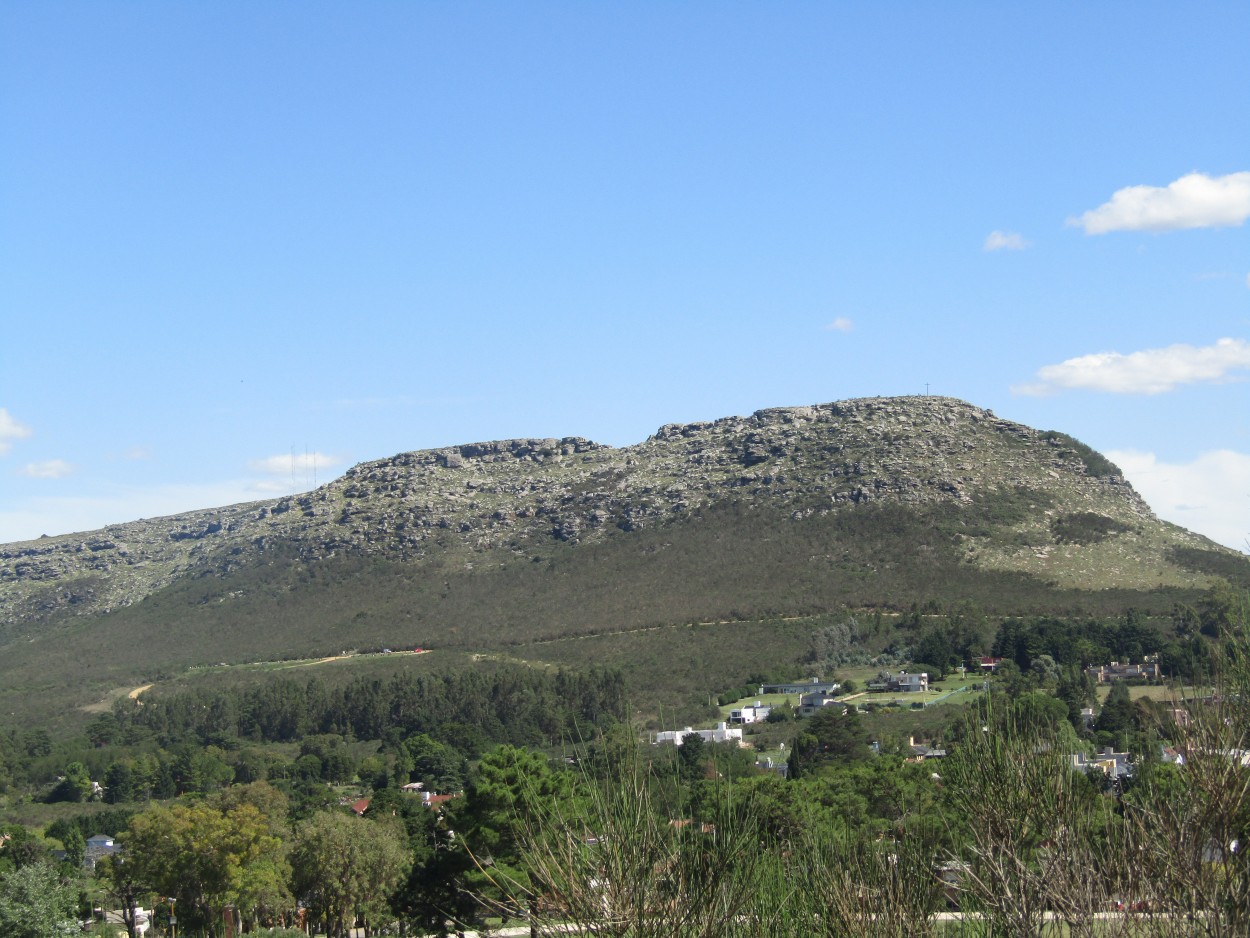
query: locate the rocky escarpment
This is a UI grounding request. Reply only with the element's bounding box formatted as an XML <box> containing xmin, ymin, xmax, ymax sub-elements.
<box><xmin>0</xmin><ymin>396</ymin><xmax>1225</xmax><ymax>627</ymax></box>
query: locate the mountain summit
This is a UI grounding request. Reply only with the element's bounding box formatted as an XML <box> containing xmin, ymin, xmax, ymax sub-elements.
<box><xmin>0</xmin><ymin>396</ymin><xmax>1240</xmax><ymax>638</ymax></box>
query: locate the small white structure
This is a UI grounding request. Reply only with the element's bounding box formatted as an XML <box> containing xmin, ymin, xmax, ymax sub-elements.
<box><xmin>652</xmin><ymin>723</ymin><xmax>743</xmax><ymax>746</ymax></box>
<box><xmin>729</xmin><ymin>701</ymin><xmax>772</xmax><ymax>724</ymax></box>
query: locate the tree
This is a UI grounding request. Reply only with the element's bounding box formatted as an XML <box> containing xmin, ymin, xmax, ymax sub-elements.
<box><xmin>451</xmin><ymin>745</ymin><xmax>573</xmax><ymax>922</ymax></box>
<box><xmin>1199</xmin><ymin>581</ymin><xmax>1238</xmax><ymax>637</ymax></box>
<box><xmin>400</xmin><ymin>734</ymin><xmax>467</xmax><ymax>792</ymax></box>
<box><xmin>85</xmin><ymin>713</ymin><xmax>121</xmax><ymax>748</ymax></box>
<box><xmin>103</xmin><ymin>761</ymin><xmax>136</xmax><ymax>804</ymax></box>
<box><xmin>47</xmin><ymin>762</ymin><xmax>92</xmax><ymax>804</ymax></box>
<box><xmin>291</xmin><ymin>811</ymin><xmax>410</xmax><ymax>938</ymax></box>
<box><xmin>1029</xmin><ymin>654</ymin><xmax>1060</xmax><ymax>689</ymax></box>
<box><xmin>172</xmin><ymin>745</ymin><xmax>235</xmax><ymax>794</ymax></box>
<box><xmin>298</xmin><ymin>735</ymin><xmax>355</xmax><ymax>784</ymax></box>
<box><xmin>1012</xmin><ymin>690</ymin><xmax>1068</xmax><ymax>735</ymax></box>
<box><xmin>1093</xmin><ymin>682</ymin><xmax>1135</xmax><ymax>741</ymax></box>
<box><xmin>54</xmin><ymin>827</ymin><xmax>84</xmax><ymax>871</ymax></box>
<box><xmin>456</xmin><ymin>746</ymin><xmax>571</xmax><ymax>869</ymax></box>
<box><xmin>912</xmin><ymin>626</ymin><xmax>954</xmax><ymax>677</ymax></box>
<box><xmin>1055</xmin><ymin>666</ymin><xmax>1094</xmax><ymax>733</ymax></box>
<box><xmin>676</xmin><ymin>733</ymin><xmax>707</xmax><ymax>783</ymax></box>
<box><xmin>121</xmin><ymin>801</ymin><xmax>286</xmax><ymax>937</ymax></box>
<box><xmin>392</xmin><ymin>817</ymin><xmax>476</xmax><ymax>938</ymax></box>
<box><xmin>0</xmin><ymin>861</ymin><xmax>80</xmax><ymax>938</ymax></box>
<box><xmin>0</xmin><ymin>826</ymin><xmax>49</xmax><ymax>872</ymax></box>
<box><xmin>788</xmin><ymin>706</ymin><xmax>871</xmax><ymax>778</ymax></box>
<box><xmin>95</xmin><ymin>854</ymin><xmax>149</xmax><ymax>938</ymax></box>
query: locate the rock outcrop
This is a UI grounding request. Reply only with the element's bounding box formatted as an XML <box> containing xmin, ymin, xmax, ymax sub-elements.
<box><xmin>0</xmin><ymin>396</ymin><xmax>1226</xmax><ymax>626</ymax></box>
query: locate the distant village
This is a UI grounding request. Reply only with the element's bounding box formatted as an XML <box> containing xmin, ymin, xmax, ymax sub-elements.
<box><xmin>649</xmin><ymin>653</ymin><xmax>1180</xmax><ymax>782</ymax></box>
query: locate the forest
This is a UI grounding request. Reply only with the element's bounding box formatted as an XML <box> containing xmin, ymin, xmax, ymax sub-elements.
<box><xmin>0</xmin><ymin>598</ymin><xmax>1247</xmax><ymax>937</ymax></box>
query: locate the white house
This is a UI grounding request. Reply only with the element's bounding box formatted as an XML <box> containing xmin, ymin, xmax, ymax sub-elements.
<box><xmin>729</xmin><ymin>701</ymin><xmax>772</xmax><ymax>724</ymax></box>
<box><xmin>652</xmin><ymin>723</ymin><xmax>743</xmax><ymax>746</ymax></box>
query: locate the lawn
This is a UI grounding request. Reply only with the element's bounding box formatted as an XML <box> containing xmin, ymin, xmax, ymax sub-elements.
<box><xmin>719</xmin><ymin>669</ymin><xmax>982</xmax><ymax>721</ymax></box>
<box><xmin>1094</xmin><ymin>683</ymin><xmax>1212</xmax><ymax>703</ymax></box>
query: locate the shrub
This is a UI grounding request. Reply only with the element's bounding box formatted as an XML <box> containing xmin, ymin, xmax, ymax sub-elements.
<box><xmin>1040</xmin><ymin>430</ymin><xmax>1123</xmax><ymax>478</ymax></box>
<box><xmin>1050</xmin><ymin>512</ymin><xmax>1133</xmax><ymax>545</ymax></box>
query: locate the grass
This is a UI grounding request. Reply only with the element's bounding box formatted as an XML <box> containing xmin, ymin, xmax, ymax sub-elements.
<box><xmin>855</xmin><ymin>685</ymin><xmax>979</xmax><ymax>711</ymax></box>
<box><xmin>1094</xmin><ymin>682</ymin><xmax>1213</xmax><ymax>703</ymax></box>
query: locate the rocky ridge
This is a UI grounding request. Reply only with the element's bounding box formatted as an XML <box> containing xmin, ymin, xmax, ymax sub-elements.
<box><xmin>0</xmin><ymin>396</ymin><xmax>1223</xmax><ymax>625</ymax></box>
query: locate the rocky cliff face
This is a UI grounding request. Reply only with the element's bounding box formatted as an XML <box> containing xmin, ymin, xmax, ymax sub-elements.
<box><xmin>0</xmin><ymin>396</ymin><xmax>1222</xmax><ymax>626</ymax></box>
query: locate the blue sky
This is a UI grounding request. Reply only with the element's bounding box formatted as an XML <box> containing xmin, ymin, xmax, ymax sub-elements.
<box><xmin>2</xmin><ymin>3</ymin><xmax>1248</xmax><ymax>550</ymax></box>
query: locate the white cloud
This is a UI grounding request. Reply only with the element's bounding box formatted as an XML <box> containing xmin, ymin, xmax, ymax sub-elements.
<box><xmin>1070</xmin><ymin>171</ymin><xmax>1250</xmax><ymax>234</ymax></box>
<box><xmin>0</xmin><ymin>408</ymin><xmax>33</xmax><ymax>456</ymax></box>
<box><xmin>1013</xmin><ymin>338</ymin><xmax>1250</xmax><ymax>396</ymax></box>
<box><xmin>248</xmin><ymin>451</ymin><xmax>341</xmax><ymax>476</ymax></box>
<box><xmin>248</xmin><ymin>451</ymin><xmax>343</xmax><ymax>493</ymax></box>
<box><xmin>1108</xmin><ymin>448</ymin><xmax>1250</xmax><ymax>552</ymax></box>
<box><xmin>18</xmin><ymin>459</ymin><xmax>74</xmax><ymax>479</ymax></box>
<box><xmin>983</xmin><ymin>230</ymin><xmax>1030</xmax><ymax>251</ymax></box>
<box><xmin>823</xmin><ymin>317</ymin><xmax>854</xmax><ymax>333</ymax></box>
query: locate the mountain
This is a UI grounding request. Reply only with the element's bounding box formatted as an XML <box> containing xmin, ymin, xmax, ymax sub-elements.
<box><xmin>1</xmin><ymin>395</ymin><xmax>1246</xmax><ymax>728</ymax></box>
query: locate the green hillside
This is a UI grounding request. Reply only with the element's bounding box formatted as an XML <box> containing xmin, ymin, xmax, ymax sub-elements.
<box><xmin>1</xmin><ymin>396</ymin><xmax>1246</xmax><ymax>734</ymax></box>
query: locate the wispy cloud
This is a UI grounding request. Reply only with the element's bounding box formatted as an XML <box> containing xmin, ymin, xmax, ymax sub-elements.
<box><xmin>1108</xmin><ymin>448</ymin><xmax>1250</xmax><ymax>552</ymax></box>
<box><xmin>249</xmin><ymin>451</ymin><xmax>341</xmax><ymax>476</ymax></box>
<box><xmin>1069</xmin><ymin>171</ymin><xmax>1250</xmax><ymax>234</ymax></box>
<box><xmin>0</xmin><ymin>408</ymin><xmax>33</xmax><ymax>456</ymax></box>
<box><xmin>1013</xmin><ymin>338</ymin><xmax>1250</xmax><ymax>396</ymax></box>
<box><xmin>983</xmin><ymin>230</ymin><xmax>1030</xmax><ymax>251</ymax></box>
<box><xmin>247</xmin><ymin>451</ymin><xmax>343</xmax><ymax>492</ymax></box>
<box><xmin>823</xmin><ymin>317</ymin><xmax>854</xmax><ymax>333</ymax></box>
<box><xmin>18</xmin><ymin>459</ymin><xmax>74</xmax><ymax>479</ymax></box>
